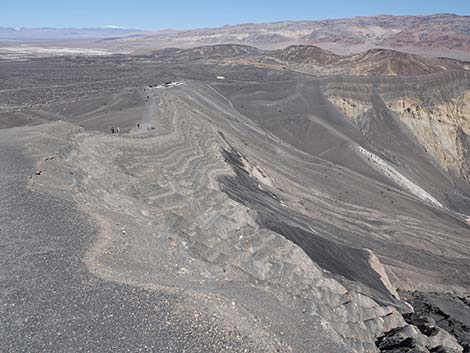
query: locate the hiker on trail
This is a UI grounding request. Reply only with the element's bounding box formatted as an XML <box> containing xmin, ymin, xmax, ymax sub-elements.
<box><xmin>116</xmin><ymin>127</ymin><xmax>120</xmax><ymax>133</ymax></box>
<box><xmin>111</xmin><ymin>127</ymin><xmax>115</xmax><ymax>133</ymax></box>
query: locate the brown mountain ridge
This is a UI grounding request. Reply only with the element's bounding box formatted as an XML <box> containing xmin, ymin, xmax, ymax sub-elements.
<box><xmin>149</xmin><ymin>44</ymin><xmax>469</xmax><ymax>76</ymax></box>
<box><xmin>94</xmin><ymin>14</ymin><xmax>470</xmax><ymax>60</ymax></box>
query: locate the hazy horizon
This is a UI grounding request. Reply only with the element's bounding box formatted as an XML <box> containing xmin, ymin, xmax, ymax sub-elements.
<box><xmin>2</xmin><ymin>0</ymin><xmax>470</xmax><ymax>31</ymax></box>
<box><xmin>2</xmin><ymin>12</ymin><xmax>470</xmax><ymax>32</ymax></box>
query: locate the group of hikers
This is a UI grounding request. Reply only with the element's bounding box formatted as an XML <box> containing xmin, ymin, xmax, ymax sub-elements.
<box><xmin>111</xmin><ymin>123</ymin><xmax>156</xmax><ymax>134</ymax></box>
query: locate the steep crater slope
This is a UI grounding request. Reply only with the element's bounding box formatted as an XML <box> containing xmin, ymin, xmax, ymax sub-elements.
<box><xmin>215</xmin><ymin>74</ymin><xmax>470</xmax><ymax>289</ymax></box>
<box><xmin>4</xmin><ymin>55</ymin><xmax>470</xmax><ymax>352</ymax></box>
<box><xmin>30</xmin><ymin>76</ymin><xmax>470</xmax><ymax>353</ymax></box>
<box><xmin>30</xmin><ymin>83</ymin><xmax>412</xmax><ymax>353</ymax></box>
<box><xmin>323</xmin><ymin>71</ymin><xmax>470</xmax><ymax>208</ymax></box>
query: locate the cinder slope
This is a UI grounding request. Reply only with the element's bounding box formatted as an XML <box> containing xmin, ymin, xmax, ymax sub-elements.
<box><xmin>27</xmin><ymin>85</ymin><xmax>403</xmax><ymax>352</ymax></box>
<box><xmin>152</xmin><ymin>44</ymin><xmax>263</xmax><ymax>61</ymax></box>
<box><xmin>334</xmin><ymin>48</ymin><xmax>465</xmax><ymax>76</ymax></box>
<box><xmin>269</xmin><ymin>45</ymin><xmax>339</xmax><ymax>65</ymax></box>
<box><xmin>2</xmin><ymin>54</ymin><xmax>470</xmax><ymax>352</ymax></box>
<box><xmin>263</xmin><ymin>46</ymin><xmax>468</xmax><ymax>76</ymax></box>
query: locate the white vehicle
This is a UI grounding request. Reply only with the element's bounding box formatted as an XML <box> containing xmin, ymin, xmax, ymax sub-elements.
<box><xmin>156</xmin><ymin>81</ymin><xmax>184</xmax><ymax>89</ymax></box>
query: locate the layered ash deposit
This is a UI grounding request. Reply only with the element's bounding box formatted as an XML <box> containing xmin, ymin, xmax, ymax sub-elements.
<box><xmin>1</xmin><ymin>46</ymin><xmax>470</xmax><ymax>352</ymax></box>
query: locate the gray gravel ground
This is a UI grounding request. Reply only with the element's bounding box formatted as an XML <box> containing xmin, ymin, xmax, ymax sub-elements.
<box><xmin>2</xmin><ymin>54</ymin><xmax>470</xmax><ymax>353</ymax></box>
<box><xmin>0</xmin><ymin>135</ymin><xmax>258</xmax><ymax>353</ymax></box>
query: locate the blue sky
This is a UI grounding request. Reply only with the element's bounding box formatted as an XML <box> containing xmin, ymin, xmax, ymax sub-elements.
<box><xmin>2</xmin><ymin>0</ymin><xmax>470</xmax><ymax>29</ymax></box>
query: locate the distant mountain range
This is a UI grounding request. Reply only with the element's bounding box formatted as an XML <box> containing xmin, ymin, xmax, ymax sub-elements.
<box><xmin>0</xmin><ymin>27</ymin><xmax>145</xmax><ymax>41</ymax></box>
<box><xmin>149</xmin><ymin>44</ymin><xmax>469</xmax><ymax>76</ymax></box>
<box><xmin>1</xmin><ymin>14</ymin><xmax>470</xmax><ymax>59</ymax></box>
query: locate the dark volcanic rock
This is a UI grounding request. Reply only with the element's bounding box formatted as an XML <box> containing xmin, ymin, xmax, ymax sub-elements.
<box><xmin>402</xmin><ymin>291</ymin><xmax>470</xmax><ymax>353</ymax></box>
<box><xmin>152</xmin><ymin>44</ymin><xmax>263</xmax><ymax>62</ymax></box>
<box><xmin>376</xmin><ymin>326</ymin><xmax>428</xmax><ymax>352</ymax></box>
<box><xmin>268</xmin><ymin>45</ymin><xmax>339</xmax><ymax>65</ymax></box>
